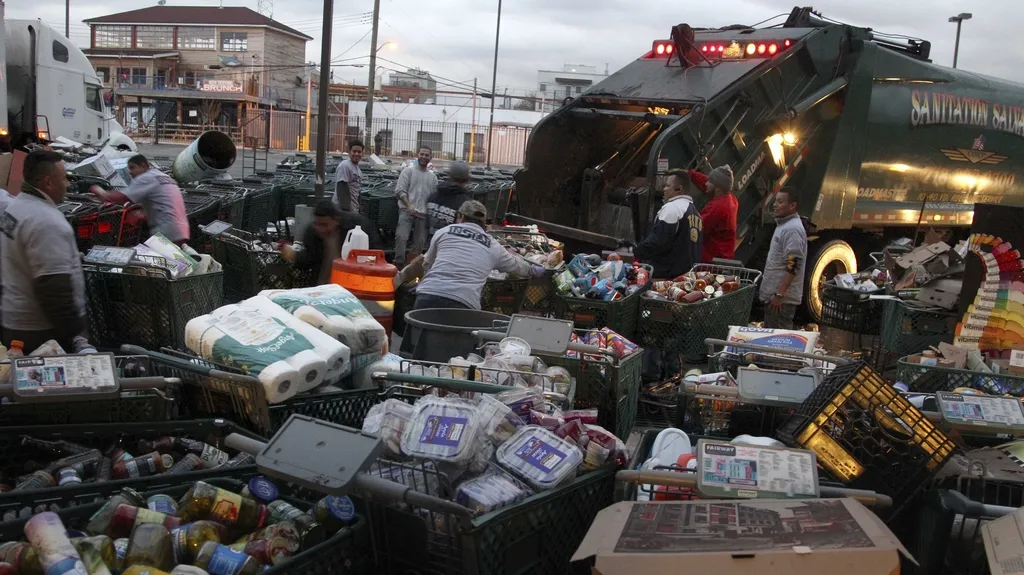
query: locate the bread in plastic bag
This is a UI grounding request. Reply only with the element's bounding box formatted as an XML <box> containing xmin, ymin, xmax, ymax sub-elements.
<box><xmin>495</xmin><ymin>425</ymin><xmax>583</xmax><ymax>490</ymax></box>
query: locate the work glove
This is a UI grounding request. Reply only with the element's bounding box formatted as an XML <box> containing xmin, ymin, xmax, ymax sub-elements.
<box><xmin>529</xmin><ymin>264</ymin><xmax>547</xmax><ymax>278</ymax></box>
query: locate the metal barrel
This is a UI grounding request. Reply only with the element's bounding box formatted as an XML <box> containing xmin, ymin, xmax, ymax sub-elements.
<box><xmin>171</xmin><ymin>130</ymin><xmax>237</xmax><ymax>183</ymax></box>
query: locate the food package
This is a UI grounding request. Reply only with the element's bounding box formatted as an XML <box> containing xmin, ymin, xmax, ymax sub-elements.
<box><xmin>362</xmin><ymin>399</ymin><xmax>416</xmax><ymax>456</ymax></box>
<box><xmin>184</xmin><ymin>306</ymin><xmax>326</xmax><ymax>403</ymax></box>
<box><xmin>578</xmin><ymin>424</ymin><xmax>628</xmax><ymax>470</ymax></box>
<box><xmin>495</xmin><ymin>426</ymin><xmax>584</xmax><ymax>490</ymax></box>
<box><xmin>400</xmin><ymin>397</ymin><xmax>483</xmax><ymax>464</ymax></box>
<box><xmin>561</xmin><ymin>254</ymin><xmax>650</xmax><ymax>301</ymax></box>
<box><xmin>643</xmin><ymin>269</ymin><xmax>745</xmax><ymax>303</ymax></box>
<box><xmin>260</xmin><ymin>285</ymin><xmax>388</xmax><ymax>370</ymax></box>
<box><xmin>143</xmin><ymin>233</ymin><xmax>198</xmax><ymax>278</ymax></box>
<box><xmin>495</xmin><ymin>387</ymin><xmax>544</xmax><ymax>420</ymax></box>
<box><xmin>454</xmin><ymin>470</ymin><xmax>532</xmax><ymax>516</ymax></box>
<box><xmin>468</xmin><ymin>440</ymin><xmax>495</xmax><ymax>476</ymax></box>
<box><xmin>545</xmin><ymin>366</ymin><xmax>572</xmax><ymax>396</ymax></box>
<box><xmin>240</xmin><ymin>295</ymin><xmax>352</xmax><ymax>384</ymax></box>
<box><xmin>725</xmin><ymin>325</ymin><xmax>820</xmax><ymax>356</ymax></box>
<box><xmin>477</xmin><ymin>395</ymin><xmax>525</xmax><ymax>445</ymax></box>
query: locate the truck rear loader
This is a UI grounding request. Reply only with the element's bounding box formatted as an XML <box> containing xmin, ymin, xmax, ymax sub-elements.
<box><xmin>509</xmin><ymin>6</ymin><xmax>1024</xmax><ymax>320</ymax></box>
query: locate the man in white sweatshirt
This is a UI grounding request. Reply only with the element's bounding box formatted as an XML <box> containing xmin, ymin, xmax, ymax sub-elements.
<box><xmin>394</xmin><ymin>146</ymin><xmax>438</xmax><ymax>267</ymax></box>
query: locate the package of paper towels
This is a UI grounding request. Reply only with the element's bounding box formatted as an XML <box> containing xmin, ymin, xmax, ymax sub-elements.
<box><xmin>185</xmin><ymin>305</ymin><xmax>326</xmax><ymax>403</ymax></box>
<box><xmin>241</xmin><ymin>294</ymin><xmax>352</xmax><ymax>382</ymax></box>
<box><xmin>260</xmin><ymin>284</ymin><xmax>388</xmax><ymax>361</ymax></box>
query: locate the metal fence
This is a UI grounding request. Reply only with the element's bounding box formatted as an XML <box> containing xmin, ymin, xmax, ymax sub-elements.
<box><xmin>128</xmin><ymin>108</ymin><xmax>533</xmax><ymax>166</ymax></box>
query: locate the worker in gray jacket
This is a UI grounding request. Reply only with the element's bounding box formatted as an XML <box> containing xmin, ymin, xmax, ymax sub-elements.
<box><xmin>394</xmin><ymin>146</ymin><xmax>438</xmax><ymax>267</ymax></box>
<box><xmin>759</xmin><ymin>187</ymin><xmax>808</xmax><ymax>329</ymax></box>
<box><xmin>414</xmin><ymin>200</ymin><xmax>545</xmax><ymax>310</ymax></box>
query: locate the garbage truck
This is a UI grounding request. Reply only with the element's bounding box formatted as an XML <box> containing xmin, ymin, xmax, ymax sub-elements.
<box><xmin>509</xmin><ymin>6</ymin><xmax>1024</xmax><ymax>320</ymax></box>
<box><xmin>2</xmin><ymin>0</ymin><xmax>127</xmax><ymax>151</ymax></box>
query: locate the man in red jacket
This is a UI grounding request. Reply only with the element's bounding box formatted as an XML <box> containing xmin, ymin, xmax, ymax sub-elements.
<box><xmin>688</xmin><ymin>164</ymin><xmax>738</xmax><ymax>262</ymax></box>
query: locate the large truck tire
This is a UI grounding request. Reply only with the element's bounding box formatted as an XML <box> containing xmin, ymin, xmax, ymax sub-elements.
<box><xmin>805</xmin><ymin>239</ymin><xmax>857</xmax><ymax>323</ymax></box>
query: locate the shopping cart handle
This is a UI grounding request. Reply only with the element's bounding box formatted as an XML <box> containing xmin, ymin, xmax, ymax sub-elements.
<box><xmin>225</xmin><ymin>432</ymin><xmax>267</xmax><ymax>456</ymax></box>
<box><xmin>372</xmin><ymin>372</ymin><xmax>510</xmax><ymax>394</ymax></box>
<box><xmin>120</xmin><ymin>345</ymin><xmax>255</xmax><ymax>385</ymax></box>
<box><xmin>0</xmin><ymin>375</ymin><xmax>176</xmax><ymax>398</ymax></box>
<box><xmin>470</xmin><ymin>329</ymin><xmax>609</xmax><ymax>358</ymax></box>
<box><xmin>683</xmin><ymin>382</ymin><xmax>740</xmax><ymax>397</ymax></box>
<box><xmin>704</xmin><ymin>338</ymin><xmax>853</xmax><ymax>365</ymax></box>
<box><xmin>474</xmin><ymin>330</ymin><xmax>510</xmax><ymax>343</ymax></box>
<box><xmin>818</xmin><ymin>486</ymin><xmax>893</xmax><ymax>508</ymax></box>
<box><xmin>616</xmin><ymin>469</ymin><xmax>697</xmax><ymax>489</ymax></box>
<box><xmin>941</xmin><ymin>489</ymin><xmax>1017</xmax><ymax>518</ymax></box>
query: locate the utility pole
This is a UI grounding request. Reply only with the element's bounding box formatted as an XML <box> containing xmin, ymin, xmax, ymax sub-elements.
<box><xmin>485</xmin><ymin>0</ymin><xmax>502</xmax><ymax>170</ymax></box>
<box><xmin>65</xmin><ymin>0</ymin><xmax>70</xmax><ymax>38</ymax></box>
<box><xmin>304</xmin><ymin>66</ymin><xmax>312</xmax><ymax>152</ymax></box>
<box><xmin>365</xmin><ymin>0</ymin><xmax>382</xmax><ymax>144</ymax></box>
<box><xmin>469</xmin><ymin>78</ymin><xmax>477</xmax><ymax>163</ymax></box>
<box><xmin>313</xmin><ymin>0</ymin><xmax>334</xmax><ymax>198</ymax></box>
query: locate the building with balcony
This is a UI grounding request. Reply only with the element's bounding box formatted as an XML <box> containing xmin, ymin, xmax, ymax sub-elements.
<box><xmin>536</xmin><ymin>64</ymin><xmax>608</xmax><ymax>113</ymax></box>
<box><xmin>83</xmin><ymin>5</ymin><xmax>311</xmax><ymax>142</ymax></box>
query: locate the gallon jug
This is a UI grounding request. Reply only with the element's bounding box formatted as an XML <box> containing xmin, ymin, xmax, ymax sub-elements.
<box><xmin>342</xmin><ymin>226</ymin><xmax>370</xmax><ymax>260</ymax></box>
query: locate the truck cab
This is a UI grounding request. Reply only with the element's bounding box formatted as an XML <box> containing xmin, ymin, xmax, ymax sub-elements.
<box><xmin>5</xmin><ymin>17</ymin><xmax>119</xmax><ymax>148</ymax></box>
<box><xmin>510</xmin><ymin>6</ymin><xmax>1024</xmax><ymax>320</ymax></box>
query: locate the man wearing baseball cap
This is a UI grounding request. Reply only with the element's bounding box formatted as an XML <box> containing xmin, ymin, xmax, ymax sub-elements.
<box><xmin>687</xmin><ymin>163</ymin><xmax>738</xmax><ymax>262</ymax></box>
<box><xmin>414</xmin><ymin>200</ymin><xmax>545</xmax><ymax>310</ymax></box>
<box><xmin>426</xmin><ymin>160</ymin><xmax>473</xmax><ymax>239</ymax></box>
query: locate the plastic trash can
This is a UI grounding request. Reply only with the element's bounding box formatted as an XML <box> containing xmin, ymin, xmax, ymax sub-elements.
<box><xmin>399</xmin><ymin>308</ymin><xmax>510</xmax><ymax>362</ymax></box>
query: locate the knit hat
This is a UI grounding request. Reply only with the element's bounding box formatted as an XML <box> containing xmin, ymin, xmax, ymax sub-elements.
<box><xmin>458</xmin><ymin>200</ymin><xmax>488</xmax><ymax>222</ymax></box>
<box><xmin>708</xmin><ymin>164</ymin><xmax>734</xmax><ymax>191</ymax></box>
<box><xmin>448</xmin><ymin>160</ymin><xmax>471</xmax><ymax>182</ymax></box>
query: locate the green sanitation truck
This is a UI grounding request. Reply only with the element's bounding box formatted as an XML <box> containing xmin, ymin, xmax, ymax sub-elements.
<box><xmin>508</xmin><ymin>6</ymin><xmax>1024</xmax><ymax>320</ymax></box>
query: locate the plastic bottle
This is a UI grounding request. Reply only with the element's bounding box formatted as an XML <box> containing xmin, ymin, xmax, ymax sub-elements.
<box><xmin>178</xmin><ymin>482</ymin><xmax>267</xmax><ymax>531</ymax></box>
<box><xmin>7</xmin><ymin>341</ymin><xmax>24</xmax><ymax>359</ymax></box>
<box><xmin>341</xmin><ymin>225</ymin><xmax>369</xmax><ymax>260</ymax></box>
<box><xmin>24</xmin><ymin>512</ymin><xmax>89</xmax><ymax>575</ymax></box>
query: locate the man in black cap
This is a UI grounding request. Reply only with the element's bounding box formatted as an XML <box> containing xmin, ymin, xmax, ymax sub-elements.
<box><xmin>426</xmin><ymin>160</ymin><xmax>474</xmax><ymax>240</ymax></box>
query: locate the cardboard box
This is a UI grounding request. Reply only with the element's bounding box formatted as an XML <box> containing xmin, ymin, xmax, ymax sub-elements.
<box><xmin>71</xmin><ymin>154</ymin><xmax>115</xmax><ymax>178</ymax></box>
<box><xmin>573</xmin><ymin>499</ymin><xmax>912</xmax><ymax>575</ymax></box>
<box><xmin>983</xmin><ymin>506</ymin><xmax>1024</xmax><ymax>575</ymax></box>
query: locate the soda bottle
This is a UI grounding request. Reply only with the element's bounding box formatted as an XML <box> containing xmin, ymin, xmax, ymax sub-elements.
<box><xmin>123</xmin><ymin>523</ymin><xmax>173</xmax><ymax>572</ymax></box>
<box><xmin>175</xmin><ymin>439</ymin><xmax>230</xmax><ymax>468</ymax></box>
<box><xmin>170</xmin><ymin>521</ymin><xmax>224</xmax><ymax>564</ymax></box>
<box><xmin>24</xmin><ymin>512</ymin><xmax>89</xmax><ymax>575</ymax></box>
<box><xmin>8</xmin><ymin>340</ymin><xmax>24</xmax><ymax>359</ymax></box>
<box><xmin>86</xmin><ymin>488</ymin><xmax>146</xmax><ymax>535</ymax></box>
<box><xmin>192</xmin><ymin>542</ymin><xmax>261</xmax><ymax>575</ymax></box>
<box><xmin>107</xmin><ymin>505</ymin><xmax>182</xmax><ymax>539</ymax></box>
<box><xmin>71</xmin><ymin>536</ymin><xmax>115</xmax><ymax>575</ymax></box>
<box><xmin>266</xmin><ymin>500</ymin><xmax>325</xmax><ymax>550</ymax></box>
<box><xmin>177</xmin><ymin>482</ymin><xmax>267</xmax><ymax>532</ymax></box>
<box><xmin>166</xmin><ymin>454</ymin><xmax>203</xmax><ymax>475</ymax></box>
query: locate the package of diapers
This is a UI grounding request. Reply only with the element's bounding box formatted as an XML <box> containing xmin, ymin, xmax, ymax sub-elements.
<box><xmin>242</xmin><ymin>294</ymin><xmax>352</xmax><ymax>383</ymax></box>
<box><xmin>185</xmin><ymin>305</ymin><xmax>326</xmax><ymax>403</ymax></box>
<box><xmin>260</xmin><ymin>285</ymin><xmax>388</xmax><ymax>370</ymax></box>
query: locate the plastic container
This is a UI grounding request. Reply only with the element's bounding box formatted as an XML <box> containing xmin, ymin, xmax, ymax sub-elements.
<box><xmin>330</xmin><ymin>249</ymin><xmax>397</xmax><ymax>337</ymax></box>
<box><xmin>361</xmin><ymin>398</ymin><xmax>416</xmax><ymax>456</ymax></box>
<box><xmin>495</xmin><ymin>425</ymin><xmax>584</xmax><ymax>490</ymax></box>
<box><xmin>341</xmin><ymin>226</ymin><xmax>369</xmax><ymax>260</ymax></box>
<box><xmin>400</xmin><ymin>397</ymin><xmax>483</xmax><ymax>463</ymax></box>
<box><xmin>477</xmin><ymin>395</ymin><xmax>526</xmax><ymax>445</ymax></box>
<box><xmin>454</xmin><ymin>471</ymin><xmax>532</xmax><ymax>516</ymax></box>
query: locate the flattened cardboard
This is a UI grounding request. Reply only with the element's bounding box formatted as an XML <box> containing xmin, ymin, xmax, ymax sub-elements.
<box><xmin>982</xmin><ymin>507</ymin><xmax>1024</xmax><ymax>575</ymax></box>
<box><xmin>573</xmin><ymin>498</ymin><xmax>913</xmax><ymax>575</ymax></box>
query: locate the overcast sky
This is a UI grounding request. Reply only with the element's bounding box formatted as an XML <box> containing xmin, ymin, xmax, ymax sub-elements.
<box><xmin>8</xmin><ymin>0</ymin><xmax>1015</xmax><ymax>95</ymax></box>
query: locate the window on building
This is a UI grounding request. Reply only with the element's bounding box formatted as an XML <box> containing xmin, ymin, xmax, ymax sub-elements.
<box><xmin>539</xmin><ymin>83</ymin><xmax>546</xmax><ymax>92</ymax></box>
<box><xmin>93</xmin><ymin>25</ymin><xmax>132</xmax><ymax>49</ymax></box>
<box><xmin>52</xmin><ymin>40</ymin><xmax>69</xmax><ymax>63</ymax></box>
<box><xmin>117</xmin><ymin>67</ymin><xmax>130</xmax><ymax>83</ymax></box>
<box><xmin>178</xmin><ymin>27</ymin><xmax>216</xmax><ymax>50</ymax></box>
<box><xmin>95</xmin><ymin>67</ymin><xmax>110</xmax><ymax>84</ymax></box>
<box><xmin>85</xmin><ymin>85</ymin><xmax>103</xmax><ymax>111</ymax></box>
<box><xmin>136</xmin><ymin>26</ymin><xmax>174</xmax><ymax>49</ymax></box>
<box><xmin>131</xmin><ymin>67</ymin><xmax>147</xmax><ymax>85</ymax></box>
<box><xmin>417</xmin><ymin>131</ymin><xmax>443</xmax><ymax>154</ymax></box>
<box><xmin>564</xmin><ymin>86</ymin><xmax>571</xmax><ymax>98</ymax></box>
<box><xmin>575</xmin><ymin>86</ymin><xmax>582</xmax><ymax>94</ymax></box>
<box><xmin>221</xmin><ymin>32</ymin><xmax>248</xmax><ymax>52</ymax></box>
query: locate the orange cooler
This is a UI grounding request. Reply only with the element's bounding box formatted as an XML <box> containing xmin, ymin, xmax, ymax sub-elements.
<box><xmin>331</xmin><ymin>249</ymin><xmax>399</xmax><ymax>337</ymax></box>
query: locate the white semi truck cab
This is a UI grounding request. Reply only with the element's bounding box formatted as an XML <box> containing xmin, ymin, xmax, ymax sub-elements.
<box><xmin>3</xmin><ymin>2</ymin><xmax>124</xmax><ymax>150</ymax></box>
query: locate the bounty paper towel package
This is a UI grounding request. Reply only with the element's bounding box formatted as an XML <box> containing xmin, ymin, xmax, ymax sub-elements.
<box><xmin>260</xmin><ymin>285</ymin><xmax>388</xmax><ymax>371</ymax></box>
<box><xmin>185</xmin><ymin>306</ymin><xmax>325</xmax><ymax>403</ymax></box>
<box><xmin>242</xmin><ymin>295</ymin><xmax>353</xmax><ymax>384</ymax></box>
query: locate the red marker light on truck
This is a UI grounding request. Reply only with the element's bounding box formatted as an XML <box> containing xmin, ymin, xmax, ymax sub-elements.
<box><xmin>784</xmin><ymin>39</ymin><xmax>792</xmax><ymax>47</ymax></box>
<box><xmin>757</xmin><ymin>44</ymin><xmax>767</xmax><ymax>54</ymax></box>
<box><xmin>657</xmin><ymin>44</ymin><xmax>665</xmax><ymax>55</ymax></box>
<box><xmin>768</xmin><ymin>43</ymin><xmax>778</xmax><ymax>55</ymax></box>
<box><xmin>746</xmin><ymin>43</ymin><xmax>756</xmax><ymax>55</ymax></box>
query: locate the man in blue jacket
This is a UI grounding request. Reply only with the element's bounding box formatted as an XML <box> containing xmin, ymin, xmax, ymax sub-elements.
<box><xmin>623</xmin><ymin>168</ymin><xmax>704</xmax><ymax>382</ymax></box>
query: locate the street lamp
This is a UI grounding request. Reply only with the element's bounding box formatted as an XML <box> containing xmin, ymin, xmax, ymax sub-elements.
<box><xmin>486</xmin><ymin>0</ymin><xmax>502</xmax><ymax>169</ymax></box>
<box><xmin>948</xmin><ymin>12</ymin><xmax>972</xmax><ymax>69</ymax></box>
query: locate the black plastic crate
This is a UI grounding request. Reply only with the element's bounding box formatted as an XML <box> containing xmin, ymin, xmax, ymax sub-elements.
<box><xmin>820</xmin><ymin>284</ymin><xmax>885</xmax><ymax>335</ymax></box>
<box><xmin>777</xmin><ymin>361</ymin><xmax>960</xmax><ymax>516</ymax></box>
<box><xmin>881</xmin><ymin>300</ymin><xmax>957</xmax><ymax>358</ymax></box>
<box><xmin>139</xmin><ymin>347</ymin><xmax>381</xmax><ymax>437</ymax></box>
<box><xmin>84</xmin><ymin>266</ymin><xmax>224</xmax><ymax>350</ymax></box>
<box><xmin>238</xmin><ymin>183</ymin><xmax>279</xmax><ymax>233</ymax></box>
<box><xmin>184</xmin><ymin>192</ymin><xmax>224</xmax><ymax>249</ymax></box>
<box><xmin>0</xmin><ymin>419</ymin><xmax>261</xmax><ymax>518</ymax></box>
<box><xmin>552</xmin><ymin>265</ymin><xmax>653</xmax><ymax>340</ymax></box>
<box><xmin>634</xmin><ymin>381</ymin><xmax>681</xmax><ymax>429</ymax></box>
<box><xmin>896</xmin><ymin>358</ymin><xmax>1024</xmax><ymax>395</ymax></box>
<box><xmin>359</xmin><ymin>189</ymin><xmax>399</xmax><ymax>241</ymax></box>
<box><xmin>0</xmin><ymin>477</ymin><xmax>369</xmax><ymax>575</ymax></box>
<box><xmin>210</xmin><ymin>231</ymin><xmax>315</xmax><ymax>302</ymax></box>
<box><xmin>480</xmin><ymin>278</ymin><xmax>529</xmax><ymax>315</ymax></box>
<box><xmin>638</xmin><ymin>263</ymin><xmax>760</xmax><ymax>356</ymax></box>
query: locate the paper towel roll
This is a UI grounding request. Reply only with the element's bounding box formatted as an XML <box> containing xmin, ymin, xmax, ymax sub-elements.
<box><xmin>209</xmin><ymin>303</ymin><xmax>329</xmax><ymax>392</ymax></box>
<box><xmin>184</xmin><ymin>314</ymin><xmax>301</xmax><ymax>404</ymax></box>
<box><xmin>243</xmin><ymin>295</ymin><xmax>352</xmax><ymax>385</ymax></box>
<box><xmin>260</xmin><ymin>285</ymin><xmax>387</xmax><ymax>358</ymax></box>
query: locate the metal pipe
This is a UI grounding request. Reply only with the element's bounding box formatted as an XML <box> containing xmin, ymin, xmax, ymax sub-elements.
<box><xmin>364</xmin><ymin>0</ymin><xmax>382</xmax><ymax>145</ymax></box>
<box><xmin>485</xmin><ymin>0</ymin><xmax>502</xmax><ymax>169</ymax></box>
<box><xmin>313</xmin><ymin>0</ymin><xmax>335</xmax><ymax>198</ymax></box>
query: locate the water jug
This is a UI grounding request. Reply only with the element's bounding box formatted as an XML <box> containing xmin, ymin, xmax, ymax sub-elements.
<box><xmin>342</xmin><ymin>225</ymin><xmax>370</xmax><ymax>260</ymax></box>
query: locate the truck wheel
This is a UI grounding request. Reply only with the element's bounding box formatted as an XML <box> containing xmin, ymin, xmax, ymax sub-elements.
<box><xmin>805</xmin><ymin>239</ymin><xmax>857</xmax><ymax>322</ymax></box>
